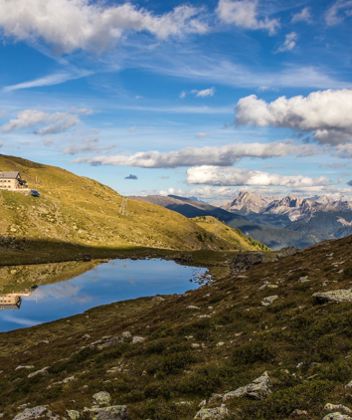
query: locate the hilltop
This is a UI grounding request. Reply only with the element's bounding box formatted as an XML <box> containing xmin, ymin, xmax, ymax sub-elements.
<box><xmin>0</xmin><ymin>155</ymin><xmax>265</xmax><ymax>263</ymax></box>
<box><xmin>1</xmin><ymin>234</ymin><xmax>352</xmax><ymax>418</ymax></box>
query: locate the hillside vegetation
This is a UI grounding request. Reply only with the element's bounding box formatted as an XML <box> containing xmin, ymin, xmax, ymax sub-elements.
<box><xmin>1</xmin><ymin>235</ymin><xmax>352</xmax><ymax>418</ymax></box>
<box><xmin>0</xmin><ymin>155</ymin><xmax>265</xmax><ymax>255</ymax></box>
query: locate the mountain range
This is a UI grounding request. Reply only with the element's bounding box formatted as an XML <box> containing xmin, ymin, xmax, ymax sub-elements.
<box><xmin>138</xmin><ymin>192</ymin><xmax>352</xmax><ymax>250</ymax></box>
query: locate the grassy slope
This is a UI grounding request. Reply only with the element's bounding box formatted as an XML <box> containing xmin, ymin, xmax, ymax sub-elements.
<box><xmin>193</xmin><ymin>216</ymin><xmax>270</xmax><ymax>252</ymax></box>
<box><xmin>0</xmin><ymin>155</ymin><xmax>264</xmax><ymax>253</ymax></box>
<box><xmin>1</xmin><ymin>237</ymin><xmax>352</xmax><ymax>418</ymax></box>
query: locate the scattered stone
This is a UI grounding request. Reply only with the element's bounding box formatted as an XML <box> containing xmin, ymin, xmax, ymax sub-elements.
<box><xmin>66</xmin><ymin>410</ymin><xmax>80</xmax><ymax>419</ymax></box>
<box><xmin>299</xmin><ymin>276</ymin><xmax>310</xmax><ymax>283</ymax></box>
<box><xmin>223</xmin><ymin>371</ymin><xmax>272</xmax><ymax>401</ymax></box>
<box><xmin>261</xmin><ymin>295</ymin><xmax>279</xmax><ymax>307</ymax></box>
<box><xmin>194</xmin><ymin>404</ymin><xmax>229</xmax><ymax>419</ymax></box>
<box><xmin>83</xmin><ymin>405</ymin><xmax>128</xmax><ymax>419</ymax></box>
<box><xmin>291</xmin><ymin>409</ymin><xmax>309</xmax><ymax>417</ymax></box>
<box><xmin>313</xmin><ymin>289</ymin><xmax>352</xmax><ymax>304</ymax></box>
<box><xmin>325</xmin><ymin>404</ymin><xmax>352</xmax><ymax>415</ymax></box>
<box><xmin>132</xmin><ymin>336</ymin><xmax>145</xmax><ymax>344</ymax></box>
<box><xmin>93</xmin><ymin>391</ymin><xmax>112</xmax><ymax>406</ymax></box>
<box><xmin>27</xmin><ymin>366</ymin><xmax>49</xmax><ymax>379</ymax></box>
<box><xmin>121</xmin><ymin>331</ymin><xmax>132</xmax><ymax>339</ymax></box>
<box><xmin>187</xmin><ymin>305</ymin><xmax>200</xmax><ymax>310</ymax></box>
<box><xmin>15</xmin><ymin>365</ymin><xmax>34</xmax><ymax>371</ymax></box>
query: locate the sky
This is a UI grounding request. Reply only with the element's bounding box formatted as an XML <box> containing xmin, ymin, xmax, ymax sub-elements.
<box><xmin>0</xmin><ymin>0</ymin><xmax>352</xmax><ymax>203</ymax></box>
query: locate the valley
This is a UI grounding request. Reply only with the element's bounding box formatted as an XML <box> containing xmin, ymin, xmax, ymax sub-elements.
<box><xmin>138</xmin><ymin>192</ymin><xmax>352</xmax><ymax>250</ymax></box>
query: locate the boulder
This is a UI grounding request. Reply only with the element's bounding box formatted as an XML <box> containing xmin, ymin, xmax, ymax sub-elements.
<box><xmin>325</xmin><ymin>404</ymin><xmax>352</xmax><ymax>415</ymax></box>
<box><xmin>223</xmin><ymin>372</ymin><xmax>272</xmax><ymax>401</ymax></box>
<box><xmin>93</xmin><ymin>391</ymin><xmax>111</xmax><ymax>406</ymax></box>
<box><xmin>313</xmin><ymin>289</ymin><xmax>352</xmax><ymax>304</ymax></box>
<box><xmin>194</xmin><ymin>405</ymin><xmax>229</xmax><ymax>419</ymax></box>
<box><xmin>322</xmin><ymin>413</ymin><xmax>352</xmax><ymax>420</ymax></box>
<box><xmin>13</xmin><ymin>406</ymin><xmax>59</xmax><ymax>420</ymax></box>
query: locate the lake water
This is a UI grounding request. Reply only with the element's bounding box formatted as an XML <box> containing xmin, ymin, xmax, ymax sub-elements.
<box><xmin>0</xmin><ymin>259</ymin><xmax>207</xmax><ymax>332</ymax></box>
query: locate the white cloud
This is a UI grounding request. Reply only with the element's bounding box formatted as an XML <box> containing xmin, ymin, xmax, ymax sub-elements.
<box><xmin>187</xmin><ymin>165</ymin><xmax>329</xmax><ymax>187</ymax></box>
<box><xmin>277</xmin><ymin>32</ymin><xmax>297</xmax><ymax>52</ymax></box>
<box><xmin>3</xmin><ymin>70</ymin><xmax>91</xmax><ymax>92</ymax></box>
<box><xmin>0</xmin><ymin>0</ymin><xmax>208</xmax><ymax>54</ymax></box>
<box><xmin>292</xmin><ymin>7</ymin><xmax>311</xmax><ymax>23</ymax></box>
<box><xmin>138</xmin><ymin>50</ymin><xmax>348</xmax><ymax>90</ymax></box>
<box><xmin>236</xmin><ymin>89</ymin><xmax>352</xmax><ymax>145</ymax></box>
<box><xmin>180</xmin><ymin>87</ymin><xmax>216</xmax><ymax>99</ymax></box>
<box><xmin>191</xmin><ymin>87</ymin><xmax>215</xmax><ymax>97</ymax></box>
<box><xmin>74</xmin><ymin>141</ymin><xmax>315</xmax><ymax>168</ymax></box>
<box><xmin>217</xmin><ymin>0</ymin><xmax>279</xmax><ymax>34</ymax></box>
<box><xmin>2</xmin><ymin>109</ymin><xmax>80</xmax><ymax>134</ymax></box>
<box><xmin>325</xmin><ymin>0</ymin><xmax>352</xmax><ymax>26</ymax></box>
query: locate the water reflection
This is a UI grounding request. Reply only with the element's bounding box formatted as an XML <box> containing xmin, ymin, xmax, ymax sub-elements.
<box><xmin>0</xmin><ymin>290</ymin><xmax>32</xmax><ymax>310</ymax></box>
<box><xmin>0</xmin><ymin>259</ymin><xmax>207</xmax><ymax>332</ymax></box>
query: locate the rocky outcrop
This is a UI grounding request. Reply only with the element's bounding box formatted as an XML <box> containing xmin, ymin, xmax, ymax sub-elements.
<box><xmin>194</xmin><ymin>404</ymin><xmax>229</xmax><ymax>419</ymax></box>
<box><xmin>223</xmin><ymin>372</ymin><xmax>272</xmax><ymax>401</ymax></box>
<box><xmin>13</xmin><ymin>406</ymin><xmax>58</xmax><ymax>420</ymax></box>
<box><xmin>313</xmin><ymin>289</ymin><xmax>352</xmax><ymax>304</ymax></box>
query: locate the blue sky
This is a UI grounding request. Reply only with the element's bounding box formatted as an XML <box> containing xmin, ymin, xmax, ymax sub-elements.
<box><xmin>0</xmin><ymin>0</ymin><xmax>351</xmax><ymax>202</ymax></box>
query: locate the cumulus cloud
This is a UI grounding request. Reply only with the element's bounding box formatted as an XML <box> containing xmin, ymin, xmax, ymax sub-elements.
<box><xmin>292</xmin><ymin>7</ymin><xmax>311</xmax><ymax>23</ymax></box>
<box><xmin>75</xmin><ymin>142</ymin><xmax>314</xmax><ymax>168</ymax></box>
<box><xmin>236</xmin><ymin>89</ymin><xmax>352</xmax><ymax>145</ymax></box>
<box><xmin>277</xmin><ymin>32</ymin><xmax>297</xmax><ymax>52</ymax></box>
<box><xmin>325</xmin><ymin>0</ymin><xmax>352</xmax><ymax>26</ymax></box>
<box><xmin>1</xmin><ymin>109</ymin><xmax>79</xmax><ymax>134</ymax></box>
<box><xmin>0</xmin><ymin>0</ymin><xmax>208</xmax><ymax>54</ymax></box>
<box><xmin>216</xmin><ymin>0</ymin><xmax>279</xmax><ymax>34</ymax></box>
<box><xmin>125</xmin><ymin>174</ymin><xmax>138</xmax><ymax>180</ymax></box>
<box><xmin>187</xmin><ymin>165</ymin><xmax>329</xmax><ymax>187</ymax></box>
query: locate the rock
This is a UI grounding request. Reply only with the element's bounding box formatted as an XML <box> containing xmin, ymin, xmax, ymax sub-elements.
<box><xmin>194</xmin><ymin>404</ymin><xmax>229</xmax><ymax>419</ymax></box>
<box><xmin>261</xmin><ymin>295</ymin><xmax>279</xmax><ymax>307</ymax></box>
<box><xmin>93</xmin><ymin>391</ymin><xmax>112</xmax><ymax>406</ymax></box>
<box><xmin>121</xmin><ymin>331</ymin><xmax>132</xmax><ymax>339</ymax></box>
<box><xmin>132</xmin><ymin>336</ymin><xmax>145</xmax><ymax>344</ymax></box>
<box><xmin>223</xmin><ymin>371</ymin><xmax>272</xmax><ymax>401</ymax></box>
<box><xmin>313</xmin><ymin>289</ymin><xmax>352</xmax><ymax>304</ymax></box>
<box><xmin>84</xmin><ymin>405</ymin><xmax>128</xmax><ymax>419</ymax></box>
<box><xmin>291</xmin><ymin>409</ymin><xmax>309</xmax><ymax>417</ymax></box>
<box><xmin>346</xmin><ymin>380</ymin><xmax>352</xmax><ymax>389</ymax></box>
<box><xmin>27</xmin><ymin>366</ymin><xmax>49</xmax><ymax>379</ymax></box>
<box><xmin>13</xmin><ymin>405</ymin><xmax>57</xmax><ymax>420</ymax></box>
<box><xmin>231</xmin><ymin>252</ymin><xmax>271</xmax><ymax>272</ymax></box>
<box><xmin>66</xmin><ymin>410</ymin><xmax>80</xmax><ymax>419</ymax></box>
<box><xmin>322</xmin><ymin>413</ymin><xmax>352</xmax><ymax>420</ymax></box>
<box><xmin>15</xmin><ymin>365</ymin><xmax>35</xmax><ymax>371</ymax></box>
<box><xmin>324</xmin><ymin>405</ymin><xmax>352</xmax><ymax>415</ymax></box>
<box><xmin>187</xmin><ymin>305</ymin><xmax>200</xmax><ymax>310</ymax></box>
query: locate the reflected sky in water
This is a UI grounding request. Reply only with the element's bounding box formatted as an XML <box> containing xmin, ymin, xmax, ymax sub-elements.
<box><xmin>0</xmin><ymin>259</ymin><xmax>205</xmax><ymax>332</ymax></box>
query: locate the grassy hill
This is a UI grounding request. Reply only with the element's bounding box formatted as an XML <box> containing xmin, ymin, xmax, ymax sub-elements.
<box><xmin>0</xmin><ymin>155</ymin><xmax>265</xmax><ymax>257</ymax></box>
<box><xmin>192</xmin><ymin>216</ymin><xmax>269</xmax><ymax>252</ymax></box>
<box><xmin>1</xmin><ymin>235</ymin><xmax>352</xmax><ymax>418</ymax></box>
